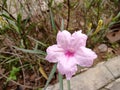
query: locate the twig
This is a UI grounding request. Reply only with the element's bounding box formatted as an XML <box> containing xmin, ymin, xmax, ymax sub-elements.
<box><xmin>0</xmin><ymin>73</ymin><xmax>39</xmax><ymax>89</ymax></box>
<box><xmin>17</xmin><ymin>55</ymin><xmax>26</xmax><ymax>88</ymax></box>
<box><xmin>0</xmin><ymin>51</ymin><xmax>23</xmax><ymax>57</ymax></box>
<box><xmin>66</xmin><ymin>0</ymin><xmax>70</xmax><ymax>29</ymax></box>
<box><xmin>0</xmin><ymin>72</ymin><xmax>9</xmax><ymax>79</ymax></box>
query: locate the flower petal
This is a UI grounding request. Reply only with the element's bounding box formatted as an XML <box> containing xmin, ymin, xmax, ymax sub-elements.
<box><xmin>69</xmin><ymin>30</ymin><xmax>87</xmax><ymax>51</ymax></box>
<box><xmin>75</xmin><ymin>47</ymin><xmax>97</xmax><ymax>67</ymax></box>
<box><xmin>45</xmin><ymin>45</ymin><xmax>64</xmax><ymax>63</ymax></box>
<box><xmin>57</xmin><ymin>55</ymin><xmax>77</xmax><ymax>80</ymax></box>
<box><xmin>57</xmin><ymin>30</ymin><xmax>71</xmax><ymax>50</ymax></box>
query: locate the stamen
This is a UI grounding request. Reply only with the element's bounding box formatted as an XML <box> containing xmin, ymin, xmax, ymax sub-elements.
<box><xmin>65</xmin><ymin>51</ymin><xmax>74</xmax><ymax>57</ymax></box>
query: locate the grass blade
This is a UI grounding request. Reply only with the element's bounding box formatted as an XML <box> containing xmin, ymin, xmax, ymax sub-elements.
<box><xmin>44</xmin><ymin>64</ymin><xmax>57</xmax><ymax>90</ymax></box>
<box><xmin>49</xmin><ymin>8</ymin><xmax>56</xmax><ymax>33</ymax></box>
<box><xmin>61</xmin><ymin>18</ymin><xmax>64</xmax><ymax>30</ymax></box>
<box><xmin>14</xmin><ymin>46</ymin><xmax>46</xmax><ymax>56</ymax></box>
<box><xmin>27</xmin><ymin>36</ymin><xmax>47</xmax><ymax>47</ymax></box>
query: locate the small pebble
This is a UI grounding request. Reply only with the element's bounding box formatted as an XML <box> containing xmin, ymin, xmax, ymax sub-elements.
<box><xmin>98</xmin><ymin>44</ymin><xmax>108</xmax><ymax>52</ymax></box>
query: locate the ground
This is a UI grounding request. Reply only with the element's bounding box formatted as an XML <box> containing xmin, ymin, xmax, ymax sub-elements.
<box><xmin>0</xmin><ymin>0</ymin><xmax>120</xmax><ymax>90</ymax></box>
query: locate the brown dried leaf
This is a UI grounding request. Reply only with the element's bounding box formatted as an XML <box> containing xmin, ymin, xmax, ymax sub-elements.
<box><xmin>39</xmin><ymin>64</ymin><xmax>48</xmax><ymax>80</ymax></box>
<box><xmin>106</xmin><ymin>30</ymin><xmax>120</xmax><ymax>43</ymax></box>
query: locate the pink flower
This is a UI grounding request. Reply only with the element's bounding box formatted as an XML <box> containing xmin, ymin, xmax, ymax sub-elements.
<box><xmin>45</xmin><ymin>30</ymin><xmax>97</xmax><ymax>80</ymax></box>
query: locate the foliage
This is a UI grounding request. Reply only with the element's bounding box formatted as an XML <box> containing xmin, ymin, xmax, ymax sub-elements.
<box><xmin>0</xmin><ymin>0</ymin><xmax>120</xmax><ymax>89</ymax></box>
<box><xmin>7</xmin><ymin>66</ymin><xmax>20</xmax><ymax>81</ymax></box>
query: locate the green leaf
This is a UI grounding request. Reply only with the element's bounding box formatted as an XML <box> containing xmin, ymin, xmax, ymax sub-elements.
<box><xmin>16</xmin><ymin>13</ymin><xmax>22</xmax><ymax>31</ymax></box>
<box><xmin>49</xmin><ymin>0</ymin><xmax>54</xmax><ymax>7</ymax></box>
<box><xmin>7</xmin><ymin>66</ymin><xmax>20</xmax><ymax>81</ymax></box>
<box><xmin>1</xmin><ymin>13</ymin><xmax>20</xmax><ymax>33</ymax></box>
<box><xmin>10</xmin><ymin>67</ymin><xmax>20</xmax><ymax>75</ymax></box>
<box><xmin>1</xmin><ymin>14</ymin><xmax>13</xmax><ymax>20</ymax></box>
<box><xmin>112</xmin><ymin>12</ymin><xmax>120</xmax><ymax>21</ymax></box>
<box><xmin>9</xmin><ymin>20</ymin><xmax>20</xmax><ymax>33</ymax></box>
<box><xmin>2</xmin><ymin>0</ymin><xmax>7</xmax><ymax>8</ymax></box>
<box><xmin>49</xmin><ymin>9</ymin><xmax>56</xmax><ymax>33</ymax></box>
<box><xmin>44</xmin><ymin>64</ymin><xmax>57</xmax><ymax>90</ymax></box>
<box><xmin>27</xmin><ymin>36</ymin><xmax>47</xmax><ymax>47</ymax></box>
<box><xmin>14</xmin><ymin>46</ymin><xmax>46</xmax><ymax>56</ymax></box>
<box><xmin>5</xmin><ymin>58</ymin><xmax>18</xmax><ymax>63</ymax></box>
<box><xmin>61</xmin><ymin>18</ymin><xmax>64</xmax><ymax>30</ymax></box>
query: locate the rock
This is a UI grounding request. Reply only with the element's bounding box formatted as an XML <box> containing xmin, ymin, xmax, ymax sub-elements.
<box><xmin>45</xmin><ymin>62</ymin><xmax>114</xmax><ymax>90</ymax></box>
<box><xmin>105</xmin><ymin>78</ymin><xmax>120</xmax><ymax>90</ymax></box>
<box><xmin>104</xmin><ymin>56</ymin><xmax>120</xmax><ymax>78</ymax></box>
<box><xmin>98</xmin><ymin>44</ymin><xmax>108</xmax><ymax>52</ymax></box>
<box><xmin>4</xmin><ymin>0</ymin><xmax>64</xmax><ymax>19</ymax></box>
<box><xmin>45</xmin><ymin>56</ymin><xmax>120</xmax><ymax>90</ymax></box>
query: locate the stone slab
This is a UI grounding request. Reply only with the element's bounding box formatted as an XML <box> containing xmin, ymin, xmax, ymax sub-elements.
<box><xmin>105</xmin><ymin>78</ymin><xmax>120</xmax><ymax>90</ymax></box>
<box><xmin>45</xmin><ymin>62</ymin><xmax>114</xmax><ymax>90</ymax></box>
<box><xmin>44</xmin><ymin>56</ymin><xmax>120</xmax><ymax>90</ymax></box>
<box><xmin>104</xmin><ymin>56</ymin><xmax>120</xmax><ymax>78</ymax></box>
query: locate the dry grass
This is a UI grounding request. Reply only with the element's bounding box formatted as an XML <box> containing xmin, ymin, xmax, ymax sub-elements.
<box><xmin>0</xmin><ymin>0</ymin><xmax>120</xmax><ymax>89</ymax></box>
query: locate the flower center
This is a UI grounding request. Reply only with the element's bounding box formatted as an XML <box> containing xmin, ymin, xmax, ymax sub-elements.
<box><xmin>65</xmin><ymin>51</ymin><xmax>74</xmax><ymax>57</ymax></box>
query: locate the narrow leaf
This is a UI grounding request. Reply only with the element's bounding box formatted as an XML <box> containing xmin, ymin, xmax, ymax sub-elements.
<box><xmin>27</xmin><ymin>36</ymin><xmax>47</xmax><ymax>47</ymax></box>
<box><xmin>61</xmin><ymin>18</ymin><xmax>64</xmax><ymax>30</ymax></box>
<box><xmin>49</xmin><ymin>9</ymin><xmax>56</xmax><ymax>33</ymax></box>
<box><xmin>14</xmin><ymin>46</ymin><xmax>46</xmax><ymax>55</ymax></box>
<box><xmin>44</xmin><ymin>64</ymin><xmax>57</xmax><ymax>90</ymax></box>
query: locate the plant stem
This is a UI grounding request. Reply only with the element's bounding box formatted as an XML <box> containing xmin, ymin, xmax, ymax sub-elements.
<box><xmin>67</xmin><ymin>80</ymin><xmax>71</xmax><ymax>90</ymax></box>
<box><xmin>58</xmin><ymin>73</ymin><xmax>63</xmax><ymax>90</ymax></box>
